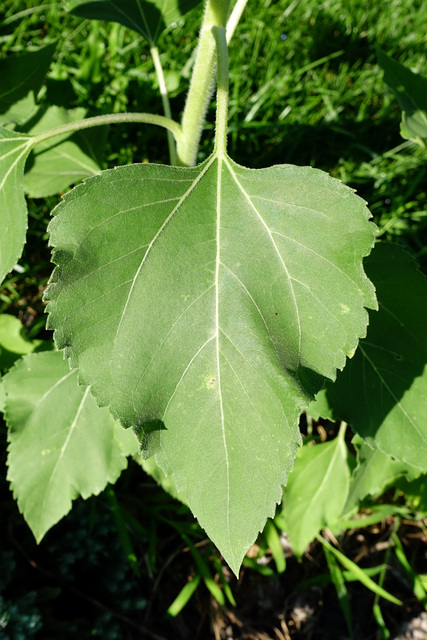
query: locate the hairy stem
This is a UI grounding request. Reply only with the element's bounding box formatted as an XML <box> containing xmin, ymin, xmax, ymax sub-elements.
<box><xmin>213</xmin><ymin>26</ymin><xmax>229</xmax><ymax>157</ymax></box>
<box><xmin>150</xmin><ymin>45</ymin><xmax>178</xmax><ymax>165</ymax></box>
<box><xmin>177</xmin><ymin>0</ymin><xmax>232</xmax><ymax>166</ymax></box>
<box><xmin>32</xmin><ymin>112</ymin><xmax>183</xmax><ymax>148</ymax></box>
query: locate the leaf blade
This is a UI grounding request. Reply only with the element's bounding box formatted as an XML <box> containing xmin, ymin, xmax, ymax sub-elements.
<box><xmin>343</xmin><ymin>440</ymin><xmax>422</xmax><ymax>514</ymax></box>
<box><xmin>0</xmin><ymin>127</ymin><xmax>32</xmax><ymax>285</ymax></box>
<box><xmin>377</xmin><ymin>47</ymin><xmax>427</xmax><ymax>143</ymax></box>
<box><xmin>0</xmin><ymin>42</ymin><xmax>56</xmax><ymax>125</ymax></box>
<box><xmin>282</xmin><ymin>429</ymin><xmax>352</xmax><ymax>557</ymax></box>
<box><xmin>4</xmin><ymin>351</ymin><xmax>138</xmax><ymax>541</ymax></box>
<box><xmin>309</xmin><ymin>242</ymin><xmax>427</xmax><ymax>471</ymax></box>
<box><xmin>46</xmin><ymin>155</ymin><xmax>376</xmax><ymax>572</ymax></box>
<box><xmin>66</xmin><ymin>0</ymin><xmax>203</xmax><ymax>45</ymax></box>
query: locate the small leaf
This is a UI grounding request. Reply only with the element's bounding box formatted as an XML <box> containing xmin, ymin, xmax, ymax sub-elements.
<box><xmin>0</xmin><ymin>127</ymin><xmax>33</xmax><ymax>285</ymax></box>
<box><xmin>282</xmin><ymin>429</ymin><xmax>352</xmax><ymax>558</ymax></box>
<box><xmin>344</xmin><ymin>441</ymin><xmax>422</xmax><ymax>514</ymax></box>
<box><xmin>0</xmin><ymin>314</ymin><xmax>49</xmax><ymax>370</ymax></box>
<box><xmin>24</xmin><ymin>139</ymin><xmax>103</xmax><ymax>198</ymax></box>
<box><xmin>182</xmin><ymin>534</ymin><xmax>226</xmax><ymax>606</ymax></box>
<box><xmin>395</xmin><ymin>474</ymin><xmax>427</xmax><ymax>513</ymax></box>
<box><xmin>0</xmin><ymin>42</ymin><xmax>57</xmax><ymax>125</ymax></box>
<box><xmin>66</xmin><ymin>0</ymin><xmax>203</xmax><ymax>46</ymax></box>
<box><xmin>4</xmin><ymin>351</ymin><xmax>138</xmax><ymax>542</ymax></box>
<box><xmin>377</xmin><ymin>48</ymin><xmax>427</xmax><ymax>144</ymax></box>
<box><xmin>45</xmin><ymin>155</ymin><xmax>376</xmax><ymax>573</ymax></box>
<box><xmin>309</xmin><ymin>242</ymin><xmax>427</xmax><ymax>471</ymax></box>
<box><xmin>306</xmin><ymin>386</ymin><xmax>334</xmax><ymax>421</ymax></box>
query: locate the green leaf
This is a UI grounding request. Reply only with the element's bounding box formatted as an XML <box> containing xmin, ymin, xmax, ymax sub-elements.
<box><xmin>372</xmin><ymin>604</ymin><xmax>391</xmax><ymax>640</ymax></box>
<box><xmin>24</xmin><ymin>138</ymin><xmax>103</xmax><ymax>198</ymax></box>
<box><xmin>4</xmin><ymin>350</ymin><xmax>138</xmax><ymax>542</ymax></box>
<box><xmin>309</xmin><ymin>242</ymin><xmax>427</xmax><ymax>471</ymax></box>
<box><xmin>282</xmin><ymin>428</ymin><xmax>352</xmax><ymax>558</ymax></box>
<box><xmin>0</xmin><ymin>314</ymin><xmax>48</xmax><ymax>370</ymax></box>
<box><xmin>263</xmin><ymin>519</ymin><xmax>286</xmax><ymax>573</ymax></box>
<box><xmin>23</xmin><ymin>106</ymin><xmax>106</xmax><ymax>198</ymax></box>
<box><xmin>343</xmin><ymin>441</ymin><xmax>422</xmax><ymax>514</ymax></box>
<box><xmin>0</xmin><ymin>43</ymin><xmax>57</xmax><ymax>125</ymax></box>
<box><xmin>0</xmin><ymin>127</ymin><xmax>33</xmax><ymax>285</ymax></box>
<box><xmin>377</xmin><ymin>48</ymin><xmax>427</xmax><ymax>144</ymax></box>
<box><xmin>66</xmin><ymin>0</ymin><xmax>203</xmax><ymax>46</ymax></box>
<box><xmin>306</xmin><ymin>386</ymin><xmax>334</xmax><ymax>421</ymax></box>
<box><xmin>212</xmin><ymin>554</ymin><xmax>236</xmax><ymax>606</ymax></box>
<box><xmin>45</xmin><ymin>154</ymin><xmax>376</xmax><ymax>573</ymax></box>
<box><xmin>395</xmin><ymin>474</ymin><xmax>427</xmax><ymax>513</ymax></box>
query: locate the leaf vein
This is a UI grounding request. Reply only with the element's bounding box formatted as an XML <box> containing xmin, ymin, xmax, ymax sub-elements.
<box><xmin>360</xmin><ymin>345</ymin><xmax>427</xmax><ymax>443</ymax></box>
<box><xmin>224</xmin><ymin>157</ymin><xmax>302</xmax><ymax>369</ymax></box>
<box><xmin>114</xmin><ymin>158</ymin><xmax>215</xmax><ymax>344</ymax></box>
<box><xmin>131</xmin><ymin>284</ymin><xmax>215</xmax><ymax>412</ymax></box>
<box><xmin>161</xmin><ymin>335</ymin><xmax>216</xmax><ymax>420</ymax></box>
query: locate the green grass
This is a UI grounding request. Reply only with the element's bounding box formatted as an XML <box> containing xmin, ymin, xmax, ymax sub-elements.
<box><xmin>3</xmin><ymin>0</ymin><xmax>425</xmax><ymax>275</ymax></box>
<box><xmin>225</xmin><ymin>0</ymin><xmax>427</xmax><ymax>265</ymax></box>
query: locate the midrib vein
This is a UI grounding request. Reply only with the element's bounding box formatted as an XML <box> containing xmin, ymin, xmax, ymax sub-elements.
<box><xmin>32</xmin><ymin>368</ymin><xmax>75</xmax><ymax>414</ymax></box>
<box><xmin>41</xmin><ymin>386</ymin><xmax>90</xmax><ymax>514</ymax></box>
<box><xmin>216</xmin><ymin>155</ymin><xmax>232</xmax><ymax>562</ymax></box>
<box><xmin>0</xmin><ymin>141</ymin><xmax>31</xmax><ymax>190</ymax></box>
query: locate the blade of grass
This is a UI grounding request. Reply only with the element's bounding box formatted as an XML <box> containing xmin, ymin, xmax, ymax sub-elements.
<box><xmin>212</xmin><ymin>554</ymin><xmax>236</xmax><ymax>607</ymax></box>
<box><xmin>114</xmin><ymin>505</ymin><xmax>155</xmax><ymax>574</ymax></box>
<box><xmin>317</xmin><ymin>535</ymin><xmax>402</xmax><ymax>606</ymax></box>
<box><xmin>105</xmin><ymin>486</ymin><xmax>140</xmax><ymax>577</ymax></box>
<box><xmin>323</xmin><ymin>545</ymin><xmax>353</xmax><ymax>638</ymax></box>
<box><xmin>167</xmin><ymin>574</ymin><xmax>201</xmax><ymax>617</ymax></box>
<box><xmin>242</xmin><ymin>556</ymin><xmax>275</xmax><ymax>577</ymax></box>
<box><xmin>297</xmin><ymin>565</ymin><xmax>383</xmax><ymax>588</ymax></box>
<box><xmin>181</xmin><ymin>534</ymin><xmax>225</xmax><ymax>606</ymax></box>
<box><xmin>338</xmin><ymin>505</ymin><xmax>411</xmax><ymax>530</ymax></box>
<box><xmin>373</xmin><ymin>604</ymin><xmax>391</xmax><ymax>640</ymax></box>
<box><xmin>371</xmin><ymin>519</ymin><xmax>397</xmax><ymax>639</ymax></box>
<box><xmin>2</xmin><ymin>4</ymin><xmax>57</xmax><ymax>25</ymax></box>
<box><xmin>263</xmin><ymin>519</ymin><xmax>286</xmax><ymax>574</ymax></box>
<box><xmin>148</xmin><ymin>519</ymin><xmax>158</xmax><ymax>575</ymax></box>
<box><xmin>393</xmin><ymin>533</ymin><xmax>427</xmax><ymax>609</ymax></box>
